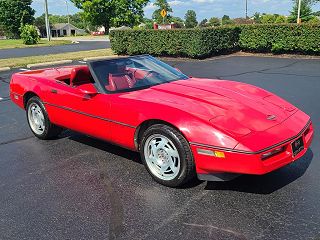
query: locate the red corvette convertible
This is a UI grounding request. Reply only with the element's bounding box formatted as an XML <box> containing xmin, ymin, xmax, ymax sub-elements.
<box><xmin>10</xmin><ymin>55</ymin><xmax>313</xmax><ymax>187</ymax></box>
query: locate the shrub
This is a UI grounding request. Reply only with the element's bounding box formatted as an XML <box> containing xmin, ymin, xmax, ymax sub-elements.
<box><xmin>110</xmin><ymin>24</ymin><xmax>320</xmax><ymax>58</ymax></box>
<box><xmin>239</xmin><ymin>24</ymin><xmax>320</xmax><ymax>54</ymax></box>
<box><xmin>307</xmin><ymin>16</ymin><xmax>320</xmax><ymax>24</ymax></box>
<box><xmin>110</xmin><ymin>27</ymin><xmax>241</xmax><ymax>58</ymax></box>
<box><xmin>261</xmin><ymin>14</ymin><xmax>277</xmax><ymax>24</ymax></box>
<box><xmin>275</xmin><ymin>15</ymin><xmax>287</xmax><ymax>24</ymax></box>
<box><xmin>20</xmin><ymin>24</ymin><xmax>40</xmax><ymax>45</ymax></box>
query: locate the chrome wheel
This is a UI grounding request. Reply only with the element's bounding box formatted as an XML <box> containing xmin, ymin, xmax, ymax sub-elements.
<box><xmin>28</xmin><ymin>103</ymin><xmax>45</xmax><ymax>135</ymax></box>
<box><xmin>144</xmin><ymin>134</ymin><xmax>180</xmax><ymax>181</ymax></box>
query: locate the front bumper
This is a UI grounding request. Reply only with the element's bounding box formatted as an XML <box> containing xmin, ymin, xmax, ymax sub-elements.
<box><xmin>191</xmin><ymin>121</ymin><xmax>313</xmax><ymax>179</ymax></box>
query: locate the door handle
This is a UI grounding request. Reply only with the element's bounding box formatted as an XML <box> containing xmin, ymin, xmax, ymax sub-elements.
<box><xmin>51</xmin><ymin>89</ymin><xmax>58</xmax><ymax>94</ymax></box>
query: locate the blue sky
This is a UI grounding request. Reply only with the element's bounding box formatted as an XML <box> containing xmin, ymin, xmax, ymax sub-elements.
<box><xmin>32</xmin><ymin>0</ymin><xmax>320</xmax><ymax>19</ymax></box>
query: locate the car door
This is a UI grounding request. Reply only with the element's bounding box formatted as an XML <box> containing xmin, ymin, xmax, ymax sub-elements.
<box><xmin>44</xmin><ymin>80</ymin><xmax>112</xmax><ymax>141</ymax></box>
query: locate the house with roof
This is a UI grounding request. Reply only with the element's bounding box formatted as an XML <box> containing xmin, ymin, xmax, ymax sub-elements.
<box><xmin>51</xmin><ymin>23</ymin><xmax>86</xmax><ymax>37</ymax></box>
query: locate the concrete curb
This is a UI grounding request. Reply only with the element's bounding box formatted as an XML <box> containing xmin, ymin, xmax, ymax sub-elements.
<box><xmin>27</xmin><ymin>60</ymin><xmax>73</xmax><ymax>68</ymax></box>
<box><xmin>83</xmin><ymin>55</ymin><xmax>119</xmax><ymax>61</ymax></box>
<box><xmin>0</xmin><ymin>67</ymin><xmax>11</xmax><ymax>72</ymax></box>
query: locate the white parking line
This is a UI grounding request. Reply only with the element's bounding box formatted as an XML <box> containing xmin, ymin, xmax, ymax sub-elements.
<box><xmin>0</xmin><ymin>97</ymin><xmax>3</xmax><ymax>101</ymax></box>
<box><xmin>19</xmin><ymin>68</ymin><xmax>29</xmax><ymax>71</ymax></box>
<box><xmin>78</xmin><ymin>61</ymin><xmax>87</xmax><ymax>64</ymax></box>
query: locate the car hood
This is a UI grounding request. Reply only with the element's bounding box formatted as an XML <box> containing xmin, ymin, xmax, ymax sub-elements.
<box><xmin>144</xmin><ymin>78</ymin><xmax>297</xmax><ymax>138</ymax></box>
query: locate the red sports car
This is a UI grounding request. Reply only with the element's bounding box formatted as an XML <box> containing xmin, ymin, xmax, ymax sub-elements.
<box><xmin>10</xmin><ymin>55</ymin><xmax>313</xmax><ymax>187</ymax></box>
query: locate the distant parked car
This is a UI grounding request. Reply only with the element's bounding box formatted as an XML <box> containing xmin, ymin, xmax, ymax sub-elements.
<box><xmin>91</xmin><ymin>31</ymin><xmax>105</xmax><ymax>36</ymax></box>
<box><xmin>10</xmin><ymin>55</ymin><xmax>314</xmax><ymax>187</ymax></box>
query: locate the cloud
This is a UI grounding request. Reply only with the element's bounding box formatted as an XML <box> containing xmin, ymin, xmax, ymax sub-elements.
<box><xmin>144</xmin><ymin>3</ymin><xmax>157</xmax><ymax>11</ymax></box>
<box><xmin>169</xmin><ymin>0</ymin><xmax>185</xmax><ymax>6</ymax></box>
<box><xmin>192</xmin><ymin>0</ymin><xmax>215</xmax><ymax>3</ymax></box>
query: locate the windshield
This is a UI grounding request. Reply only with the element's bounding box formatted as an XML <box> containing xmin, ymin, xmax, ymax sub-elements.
<box><xmin>89</xmin><ymin>55</ymin><xmax>189</xmax><ymax>93</ymax></box>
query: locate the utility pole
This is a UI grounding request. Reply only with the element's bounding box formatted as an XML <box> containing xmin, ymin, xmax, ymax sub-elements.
<box><xmin>297</xmin><ymin>0</ymin><xmax>302</xmax><ymax>24</ymax></box>
<box><xmin>44</xmin><ymin>0</ymin><xmax>51</xmax><ymax>41</ymax></box>
<box><xmin>66</xmin><ymin>0</ymin><xmax>70</xmax><ymax>24</ymax></box>
<box><xmin>245</xmin><ymin>0</ymin><xmax>248</xmax><ymax>19</ymax></box>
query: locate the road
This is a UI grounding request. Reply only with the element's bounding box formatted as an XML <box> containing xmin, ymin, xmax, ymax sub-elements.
<box><xmin>0</xmin><ymin>56</ymin><xmax>319</xmax><ymax>240</ymax></box>
<box><xmin>0</xmin><ymin>41</ymin><xmax>110</xmax><ymax>59</ymax></box>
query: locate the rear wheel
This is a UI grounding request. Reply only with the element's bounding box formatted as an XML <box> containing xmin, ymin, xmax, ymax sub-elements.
<box><xmin>140</xmin><ymin>124</ymin><xmax>196</xmax><ymax>187</ymax></box>
<box><xmin>26</xmin><ymin>96</ymin><xmax>63</xmax><ymax>140</ymax></box>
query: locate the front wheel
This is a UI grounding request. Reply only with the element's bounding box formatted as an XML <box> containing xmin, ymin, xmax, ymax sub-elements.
<box><xmin>140</xmin><ymin>124</ymin><xmax>196</xmax><ymax>187</ymax></box>
<box><xmin>26</xmin><ymin>96</ymin><xmax>63</xmax><ymax>140</ymax></box>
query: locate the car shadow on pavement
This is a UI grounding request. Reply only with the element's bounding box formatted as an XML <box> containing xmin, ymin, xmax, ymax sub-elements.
<box><xmin>59</xmin><ymin>131</ymin><xmax>314</xmax><ymax>192</ymax></box>
<box><xmin>65</xmin><ymin>132</ymin><xmax>206</xmax><ymax>188</ymax></box>
<box><xmin>66</xmin><ymin>131</ymin><xmax>143</xmax><ymax>165</ymax></box>
<box><xmin>205</xmin><ymin>149</ymin><xmax>314</xmax><ymax>194</ymax></box>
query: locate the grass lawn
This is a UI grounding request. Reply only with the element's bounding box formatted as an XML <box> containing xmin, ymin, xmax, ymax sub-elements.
<box><xmin>0</xmin><ymin>49</ymin><xmax>115</xmax><ymax>68</ymax></box>
<box><xmin>0</xmin><ymin>39</ymin><xmax>72</xmax><ymax>50</ymax></box>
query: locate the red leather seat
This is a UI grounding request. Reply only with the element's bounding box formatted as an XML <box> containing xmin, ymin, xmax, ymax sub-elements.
<box><xmin>106</xmin><ymin>73</ymin><xmax>136</xmax><ymax>92</ymax></box>
<box><xmin>70</xmin><ymin>66</ymin><xmax>93</xmax><ymax>87</ymax></box>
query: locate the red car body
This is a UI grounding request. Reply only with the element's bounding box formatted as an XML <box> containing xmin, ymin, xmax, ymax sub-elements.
<box><xmin>10</xmin><ymin>63</ymin><xmax>314</xmax><ymax>181</ymax></box>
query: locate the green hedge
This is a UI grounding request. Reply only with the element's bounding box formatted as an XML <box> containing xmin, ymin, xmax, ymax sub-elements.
<box><xmin>110</xmin><ymin>27</ymin><xmax>241</xmax><ymax>58</ymax></box>
<box><xmin>239</xmin><ymin>24</ymin><xmax>320</xmax><ymax>54</ymax></box>
<box><xmin>110</xmin><ymin>24</ymin><xmax>320</xmax><ymax>58</ymax></box>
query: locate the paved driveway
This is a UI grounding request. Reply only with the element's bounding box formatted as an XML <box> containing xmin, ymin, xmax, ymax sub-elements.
<box><xmin>0</xmin><ymin>41</ymin><xmax>110</xmax><ymax>59</ymax></box>
<box><xmin>0</xmin><ymin>56</ymin><xmax>319</xmax><ymax>240</ymax></box>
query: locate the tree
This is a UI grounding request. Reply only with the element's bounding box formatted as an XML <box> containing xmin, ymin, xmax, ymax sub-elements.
<box><xmin>199</xmin><ymin>18</ymin><xmax>208</xmax><ymax>27</ymax></box>
<box><xmin>253</xmin><ymin>12</ymin><xmax>261</xmax><ymax>23</ymax></box>
<box><xmin>141</xmin><ymin>18</ymin><xmax>154</xmax><ymax>29</ymax></box>
<box><xmin>221</xmin><ymin>15</ymin><xmax>234</xmax><ymax>25</ymax></box>
<box><xmin>70</xmin><ymin>0</ymin><xmax>149</xmax><ymax>34</ymax></box>
<box><xmin>152</xmin><ymin>0</ymin><xmax>173</xmax><ymax>23</ymax></box>
<box><xmin>0</xmin><ymin>25</ymin><xmax>4</xmax><ymax>36</ymax></box>
<box><xmin>275</xmin><ymin>15</ymin><xmax>287</xmax><ymax>23</ymax></box>
<box><xmin>20</xmin><ymin>24</ymin><xmax>40</xmax><ymax>45</ymax></box>
<box><xmin>184</xmin><ymin>10</ymin><xmax>198</xmax><ymax>28</ymax></box>
<box><xmin>208</xmin><ymin>17</ymin><xmax>220</xmax><ymax>27</ymax></box>
<box><xmin>288</xmin><ymin>0</ymin><xmax>314</xmax><ymax>22</ymax></box>
<box><xmin>307</xmin><ymin>16</ymin><xmax>320</xmax><ymax>23</ymax></box>
<box><xmin>0</xmin><ymin>0</ymin><xmax>35</xmax><ymax>38</ymax></box>
<box><xmin>261</xmin><ymin>14</ymin><xmax>277</xmax><ymax>24</ymax></box>
<box><xmin>112</xmin><ymin>0</ymin><xmax>149</xmax><ymax>28</ymax></box>
<box><xmin>34</xmin><ymin>14</ymin><xmax>50</xmax><ymax>37</ymax></box>
<box><xmin>70</xmin><ymin>12</ymin><xmax>90</xmax><ymax>30</ymax></box>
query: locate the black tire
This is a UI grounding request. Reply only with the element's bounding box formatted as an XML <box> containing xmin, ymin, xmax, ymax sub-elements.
<box><xmin>140</xmin><ymin>124</ymin><xmax>196</xmax><ymax>187</ymax></box>
<box><xmin>26</xmin><ymin>96</ymin><xmax>63</xmax><ymax>140</ymax></box>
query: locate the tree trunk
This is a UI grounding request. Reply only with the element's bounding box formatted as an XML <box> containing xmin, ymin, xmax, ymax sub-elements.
<box><xmin>104</xmin><ymin>23</ymin><xmax>110</xmax><ymax>35</ymax></box>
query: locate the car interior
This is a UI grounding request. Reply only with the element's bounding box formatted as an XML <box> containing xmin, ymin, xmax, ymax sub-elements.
<box><xmin>90</xmin><ymin>61</ymin><xmax>150</xmax><ymax>92</ymax></box>
<box><xmin>54</xmin><ymin>65</ymin><xmax>94</xmax><ymax>87</ymax></box>
<box><xmin>54</xmin><ymin>61</ymin><xmax>156</xmax><ymax>93</ymax></box>
<box><xmin>70</xmin><ymin>66</ymin><xmax>94</xmax><ymax>87</ymax></box>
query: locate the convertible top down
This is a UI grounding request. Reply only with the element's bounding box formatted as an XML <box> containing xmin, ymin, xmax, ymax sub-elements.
<box><xmin>10</xmin><ymin>55</ymin><xmax>313</xmax><ymax>187</ymax></box>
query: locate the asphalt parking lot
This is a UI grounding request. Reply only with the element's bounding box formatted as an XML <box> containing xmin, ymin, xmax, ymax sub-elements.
<box><xmin>0</xmin><ymin>56</ymin><xmax>319</xmax><ymax>240</ymax></box>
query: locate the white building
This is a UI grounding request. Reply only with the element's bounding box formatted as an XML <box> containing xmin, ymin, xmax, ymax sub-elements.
<box><xmin>51</xmin><ymin>23</ymin><xmax>86</xmax><ymax>37</ymax></box>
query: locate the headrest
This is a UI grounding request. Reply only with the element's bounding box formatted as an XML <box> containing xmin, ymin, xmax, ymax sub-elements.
<box><xmin>70</xmin><ymin>66</ymin><xmax>93</xmax><ymax>87</ymax></box>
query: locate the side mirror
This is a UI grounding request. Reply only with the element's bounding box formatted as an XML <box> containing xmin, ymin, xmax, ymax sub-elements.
<box><xmin>77</xmin><ymin>84</ymin><xmax>98</xmax><ymax>98</ymax></box>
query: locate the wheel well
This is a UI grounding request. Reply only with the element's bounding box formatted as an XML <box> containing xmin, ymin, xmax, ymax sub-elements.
<box><xmin>134</xmin><ymin>119</ymin><xmax>186</xmax><ymax>150</ymax></box>
<box><xmin>23</xmin><ymin>92</ymin><xmax>39</xmax><ymax>109</ymax></box>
